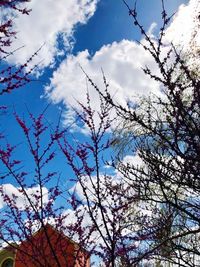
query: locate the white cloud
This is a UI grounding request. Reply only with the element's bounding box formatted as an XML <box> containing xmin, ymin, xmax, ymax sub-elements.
<box><xmin>165</xmin><ymin>0</ymin><xmax>200</xmax><ymax>52</ymax></box>
<box><xmin>45</xmin><ymin>39</ymin><xmax>160</xmax><ymax>127</ymax></box>
<box><xmin>165</xmin><ymin>0</ymin><xmax>200</xmax><ymax>73</ymax></box>
<box><xmin>2</xmin><ymin>0</ymin><xmax>98</xmax><ymax>69</ymax></box>
<box><xmin>122</xmin><ymin>154</ymin><xmax>144</xmax><ymax>168</ymax></box>
<box><xmin>45</xmin><ymin>0</ymin><xmax>198</xmax><ymax>129</ymax></box>
<box><xmin>0</xmin><ymin>184</ymin><xmax>48</xmax><ymax>210</ymax></box>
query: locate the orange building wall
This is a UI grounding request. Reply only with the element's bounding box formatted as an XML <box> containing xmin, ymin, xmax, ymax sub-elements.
<box><xmin>14</xmin><ymin>225</ymin><xmax>90</xmax><ymax>267</ymax></box>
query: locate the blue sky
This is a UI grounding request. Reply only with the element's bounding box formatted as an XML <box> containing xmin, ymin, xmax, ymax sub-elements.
<box><xmin>73</xmin><ymin>0</ymin><xmax>187</xmax><ymax>54</ymax></box>
<box><xmin>1</xmin><ymin>0</ymin><xmax>188</xmax><ymax>119</ymax></box>
<box><xmin>0</xmin><ymin>0</ymin><xmax>193</xmax><ymax>209</ymax></box>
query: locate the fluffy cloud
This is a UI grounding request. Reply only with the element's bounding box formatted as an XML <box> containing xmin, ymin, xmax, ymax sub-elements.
<box><xmin>165</xmin><ymin>0</ymin><xmax>200</xmax><ymax>73</ymax></box>
<box><xmin>165</xmin><ymin>0</ymin><xmax>200</xmax><ymax>52</ymax></box>
<box><xmin>0</xmin><ymin>184</ymin><xmax>48</xmax><ymax>210</ymax></box>
<box><xmin>45</xmin><ymin>39</ymin><xmax>160</xmax><ymax>128</ymax></box>
<box><xmin>3</xmin><ymin>0</ymin><xmax>98</xmax><ymax>69</ymax></box>
<box><xmin>45</xmin><ymin>0</ymin><xmax>198</xmax><ymax>129</ymax></box>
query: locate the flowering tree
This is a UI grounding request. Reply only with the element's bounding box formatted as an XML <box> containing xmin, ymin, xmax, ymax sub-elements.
<box><xmin>59</xmin><ymin>92</ymin><xmax>168</xmax><ymax>266</ymax></box>
<box><xmin>57</xmin><ymin>1</ymin><xmax>200</xmax><ymax>266</ymax></box>
<box><xmin>0</xmin><ymin>1</ymin><xmax>91</xmax><ymax>266</ymax></box>
<box><xmin>0</xmin><ymin>0</ymin><xmax>39</xmax><ymax>95</ymax></box>
<box><xmin>59</xmin><ymin>94</ymin><xmax>131</xmax><ymax>266</ymax></box>
<box><xmin>0</xmin><ymin>110</ymin><xmax>94</xmax><ymax>266</ymax></box>
<box><xmin>82</xmin><ymin>1</ymin><xmax>200</xmax><ymax>266</ymax></box>
<box><xmin>0</xmin><ymin>0</ymin><xmax>200</xmax><ymax>266</ymax></box>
